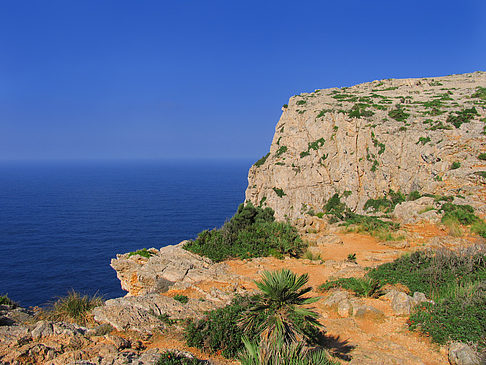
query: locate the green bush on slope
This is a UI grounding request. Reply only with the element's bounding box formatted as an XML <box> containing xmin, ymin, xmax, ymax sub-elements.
<box><xmin>184</xmin><ymin>202</ymin><xmax>306</xmax><ymax>262</ymax></box>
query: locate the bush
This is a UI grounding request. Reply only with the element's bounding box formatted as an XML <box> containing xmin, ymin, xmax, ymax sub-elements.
<box><xmin>127</xmin><ymin>248</ymin><xmax>154</xmax><ymax>258</ymax></box>
<box><xmin>184</xmin><ymin>203</ymin><xmax>306</xmax><ymax>262</ymax></box>
<box><xmin>0</xmin><ymin>294</ymin><xmax>17</xmax><ymax>307</ymax></box>
<box><xmin>478</xmin><ymin>153</ymin><xmax>486</xmax><ymax>161</ymax></box>
<box><xmin>45</xmin><ymin>290</ymin><xmax>104</xmax><ymax>325</ymax></box>
<box><xmin>447</xmin><ymin>107</ymin><xmax>478</xmax><ymax>128</ymax></box>
<box><xmin>319</xmin><ymin>277</ymin><xmax>382</xmax><ymax>298</ymax></box>
<box><xmin>173</xmin><ymin>295</ymin><xmax>189</xmax><ymax>304</ymax></box>
<box><xmin>254</xmin><ymin>153</ymin><xmax>270</xmax><ymax>167</ymax></box>
<box><xmin>157</xmin><ymin>351</ymin><xmax>202</xmax><ymax>365</ymax></box>
<box><xmin>388</xmin><ymin>106</ymin><xmax>409</xmax><ymax>121</ymax></box>
<box><xmin>185</xmin><ymin>296</ymin><xmax>262</xmax><ymax>358</ymax></box>
<box><xmin>408</xmin><ymin>282</ymin><xmax>486</xmax><ymax>348</ymax></box>
<box><xmin>450</xmin><ymin>161</ymin><xmax>461</xmax><ymax>170</ymax></box>
<box><xmin>272</xmin><ymin>187</ymin><xmax>286</xmax><ymax>198</ymax></box>
<box><xmin>440</xmin><ymin>203</ymin><xmax>478</xmax><ymax>225</ymax></box>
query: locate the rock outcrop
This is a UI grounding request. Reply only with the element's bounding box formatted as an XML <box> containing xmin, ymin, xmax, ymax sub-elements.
<box><xmin>245</xmin><ymin>72</ymin><xmax>486</xmax><ymax>220</ymax></box>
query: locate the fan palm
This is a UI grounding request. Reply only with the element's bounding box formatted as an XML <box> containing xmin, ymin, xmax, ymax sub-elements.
<box><xmin>239</xmin><ymin>269</ymin><xmax>321</xmax><ymax>344</ymax></box>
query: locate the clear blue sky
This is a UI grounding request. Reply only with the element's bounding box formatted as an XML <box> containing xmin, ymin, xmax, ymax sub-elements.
<box><xmin>1</xmin><ymin>0</ymin><xmax>485</xmax><ymax>160</ymax></box>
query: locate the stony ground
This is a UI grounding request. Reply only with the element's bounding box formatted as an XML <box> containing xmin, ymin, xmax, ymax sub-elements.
<box><xmin>1</xmin><ymin>221</ymin><xmax>484</xmax><ymax>364</ymax></box>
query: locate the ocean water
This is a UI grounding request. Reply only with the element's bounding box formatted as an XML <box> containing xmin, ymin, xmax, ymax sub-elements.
<box><xmin>0</xmin><ymin>159</ymin><xmax>252</xmax><ymax>307</ymax></box>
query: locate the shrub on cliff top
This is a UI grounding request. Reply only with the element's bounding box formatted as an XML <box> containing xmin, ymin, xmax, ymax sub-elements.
<box><xmin>184</xmin><ymin>202</ymin><xmax>306</xmax><ymax>262</ymax></box>
<box><xmin>45</xmin><ymin>290</ymin><xmax>104</xmax><ymax>325</ymax></box>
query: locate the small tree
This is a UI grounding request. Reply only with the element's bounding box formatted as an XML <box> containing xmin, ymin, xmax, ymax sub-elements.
<box><xmin>239</xmin><ymin>269</ymin><xmax>321</xmax><ymax>344</ymax></box>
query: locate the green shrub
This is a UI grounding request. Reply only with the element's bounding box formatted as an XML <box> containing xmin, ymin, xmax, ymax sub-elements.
<box><xmin>388</xmin><ymin>106</ymin><xmax>409</xmax><ymax>121</ymax></box>
<box><xmin>447</xmin><ymin>107</ymin><xmax>479</xmax><ymax>128</ymax></box>
<box><xmin>239</xmin><ymin>338</ymin><xmax>337</xmax><ymax>365</ymax></box>
<box><xmin>273</xmin><ymin>187</ymin><xmax>286</xmax><ymax>198</ymax></box>
<box><xmin>173</xmin><ymin>295</ymin><xmax>189</xmax><ymax>304</ymax></box>
<box><xmin>478</xmin><ymin>153</ymin><xmax>486</xmax><ymax>161</ymax></box>
<box><xmin>296</xmin><ymin>100</ymin><xmax>306</xmax><ymax>105</ymax></box>
<box><xmin>450</xmin><ymin>161</ymin><xmax>461</xmax><ymax>170</ymax></box>
<box><xmin>275</xmin><ymin>146</ymin><xmax>287</xmax><ymax>157</ymax></box>
<box><xmin>408</xmin><ymin>190</ymin><xmax>421</xmax><ymax>201</ymax></box>
<box><xmin>184</xmin><ymin>203</ymin><xmax>306</xmax><ymax>262</ymax></box>
<box><xmin>283</xmin><ymin>104</ymin><xmax>288</xmax><ymax>108</ymax></box>
<box><xmin>45</xmin><ymin>290</ymin><xmax>104</xmax><ymax>325</ymax></box>
<box><xmin>0</xmin><ymin>294</ymin><xmax>17</xmax><ymax>307</ymax></box>
<box><xmin>417</xmin><ymin>136</ymin><xmax>431</xmax><ymax>145</ymax></box>
<box><xmin>157</xmin><ymin>351</ymin><xmax>202</xmax><ymax>365</ymax></box>
<box><xmin>472</xmin><ymin>86</ymin><xmax>486</xmax><ymax>100</ymax></box>
<box><xmin>408</xmin><ymin>282</ymin><xmax>486</xmax><ymax>348</ymax></box>
<box><xmin>323</xmin><ymin>193</ymin><xmax>347</xmax><ymax>220</ymax></box>
<box><xmin>471</xmin><ymin>220</ymin><xmax>486</xmax><ymax>238</ymax></box>
<box><xmin>127</xmin><ymin>248</ymin><xmax>154</xmax><ymax>258</ymax></box>
<box><xmin>185</xmin><ymin>296</ymin><xmax>260</xmax><ymax>358</ymax></box>
<box><xmin>319</xmin><ymin>277</ymin><xmax>382</xmax><ymax>298</ymax></box>
<box><xmin>254</xmin><ymin>153</ymin><xmax>270</xmax><ymax>167</ymax></box>
<box><xmin>300</xmin><ymin>151</ymin><xmax>310</xmax><ymax>158</ymax></box>
<box><xmin>367</xmin><ymin>249</ymin><xmax>486</xmax><ymax>298</ymax></box>
<box><xmin>440</xmin><ymin>203</ymin><xmax>478</xmax><ymax>225</ymax></box>
<box><xmin>348</xmin><ymin>104</ymin><xmax>374</xmax><ymax>118</ymax></box>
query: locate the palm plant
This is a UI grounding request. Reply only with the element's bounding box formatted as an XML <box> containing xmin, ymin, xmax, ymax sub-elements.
<box><xmin>239</xmin><ymin>269</ymin><xmax>321</xmax><ymax>344</ymax></box>
<box><xmin>239</xmin><ymin>337</ymin><xmax>336</xmax><ymax>365</ymax></box>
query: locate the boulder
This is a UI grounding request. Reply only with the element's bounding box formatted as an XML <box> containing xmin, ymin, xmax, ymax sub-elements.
<box><xmin>448</xmin><ymin>342</ymin><xmax>481</xmax><ymax>365</ymax></box>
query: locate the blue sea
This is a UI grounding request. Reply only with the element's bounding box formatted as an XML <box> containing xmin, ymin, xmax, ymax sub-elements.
<box><xmin>0</xmin><ymin>159</ymin><xmax>252</xmax><ymax>307</ymax></box>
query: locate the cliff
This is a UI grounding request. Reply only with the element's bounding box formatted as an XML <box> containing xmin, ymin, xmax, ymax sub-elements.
<box><xmin>245</xmin><ymin>72</ymin><xmax>486</xmax><ymax>221</ymax></box>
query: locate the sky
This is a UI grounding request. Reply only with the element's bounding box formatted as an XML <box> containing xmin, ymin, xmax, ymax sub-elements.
<box><xmin>0</xmin><ymin>0</ymin><xmax>485</xmax><ymax>161</ymax></box>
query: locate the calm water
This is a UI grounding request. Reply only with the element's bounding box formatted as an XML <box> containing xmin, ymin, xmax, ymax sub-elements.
<box><xmin>0</xmin><ymin>159</ymin><xmax>252</xmax><ymax>307</ymax></box>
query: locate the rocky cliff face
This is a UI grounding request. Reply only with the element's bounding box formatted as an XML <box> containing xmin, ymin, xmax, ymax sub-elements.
<box><xmin>246</xmin><ymin>72</ymin><xmax>486</xmax><ymax>220</ymax></box>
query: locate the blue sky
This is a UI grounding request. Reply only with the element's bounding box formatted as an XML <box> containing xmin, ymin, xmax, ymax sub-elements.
<box><xmin>1</xmin><ymin>0</ymin><xmax>485</xmax><ymax>160</ymax></box>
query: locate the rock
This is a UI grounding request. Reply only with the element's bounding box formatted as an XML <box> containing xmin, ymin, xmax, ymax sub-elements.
<box><xmin>380</xmin><ymin>240</ymin><xmax>410</xmax><ymax>249</ymax></box>
<box><xmin>448</xmin><ymin>342</ymin><xmax>481</xmax><ymax>365</ymax></box>
<box><xmin>337</xmin><ymin>299</ymin><xmax>352</xmax><ymax>317</ymax></box>
<box><xmin>353</xmin><ymin>305</ymin><xmax>385</xmax><ymax>321</ymax></box>
<box><xmin>111</xmin><ymin>242</ymin><xmax>242</xmax><ymax>296</ymax></box>
<box><xmin>105</xmin><ymin>334</ymin><xmax>131</xmax><ymax>350</ymax></box>
<box><xmin>391</xmin><ymin>291</ymin><xmax>414</xmax><ymax>316</ymax></box>
<box><xmin>322</xmin><ymin>290</ymin><xmax>350</xmax><ymax>307</ymax></box>
<box><xmin>316</xmin><ymin>234</ymin><xmax>343</xmax><ymax>245</ymax></box>
<box><xmin>244</xmin><ymin>72</ymin><xmax>486</xmax><ymax>222</ymax></box>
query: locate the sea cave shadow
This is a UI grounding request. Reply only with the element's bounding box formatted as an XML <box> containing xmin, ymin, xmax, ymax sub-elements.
<box><xmin>316</xmin><ymin>331</ymin><xmax>355</xmax><ymax>361</ymax></box>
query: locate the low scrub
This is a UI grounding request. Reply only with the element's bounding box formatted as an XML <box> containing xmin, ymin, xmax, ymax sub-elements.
<box><xmin>185</xmin><ymin>269</ymin><xmax>324</xmax><ymax>359</ymax></box>
<box><xmin>319</xmin><ymin>277</ymin><xmax>383</xmax><ymax>298</ymax></box>
<box><xmin>127</xmin><ymin>248</ymin><xmax>154</xmax><ymax>258</ymax></box>
<box><xmin>157</xmin><ymin>351</ymin><xmax>202</xmax><ymax>365</ymax></box>
<box><xmin>44</xmin><ymin>290</ymin><xmax>104</xmax><ymax>325</ymax></box>
<box><xmin>0</xmin><ymin>294</ymin><xmax>17</xmax><ymax>307</ymax></box>
<box><xmin>184</xmin><ymin>203</ymin><xmax>306</xmax><ymax>262</ymax></box>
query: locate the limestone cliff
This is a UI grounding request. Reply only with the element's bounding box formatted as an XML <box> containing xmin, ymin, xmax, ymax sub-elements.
<box><xmin>246</xmin><ymin>72</ymin><xmax>486</xmax><ymax>220</ymax></box>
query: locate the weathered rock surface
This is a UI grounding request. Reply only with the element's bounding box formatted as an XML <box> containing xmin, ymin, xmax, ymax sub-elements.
<box><xmin>384</xmin><ymin>290</ymin><xmax>433</xmax><ymax>315</ymax></box>
<box><xmin>111</xmin><ymin>241</ymin><xmax>240</xmax><ymax>296</ymax></box>
<box><xmin>448</xmin><ymin>342</ymin><xmax>482</xmax><ymax>365</ymax></box>
<box><xmin>245</xmin><ymin>72</ymin><xmax>486</xmax><ymax>221</ymax></box>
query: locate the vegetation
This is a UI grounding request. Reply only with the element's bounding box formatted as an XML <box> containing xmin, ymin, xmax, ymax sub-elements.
<box><xmin>157</xmin><ymin>351</ymin><xmax>202</xmax><ymax>365</ymax></box>
<box><xmin>367</xmin><ymin>248</ymin><xmax>486</xmax><ymax>348</ymax></box>
<box><xmin>417</xmin><ymin>136</ymin><xmax>431</xmax><ymax>145</ymax></box>
<box><xmin>319</xmin><ymin>277</ymin><xmax>382</xmax><ymax>298</ymax></box>
<box><xmin>296</xmin><ymin>100</ymin><xmax>307</xmax><ymax>106</ymax></box>
<box><xmin>0</xmin><ymin>294</ymin><xmax>17</xmax><ymax>307</ymax></box>
<box><xmin>239</xmin><ymin>338</ymin><xmax>336</xmax><ymax>365</ymax></box>
<box><xmin>478</xmin><ymin>153</ymin><xmax>486</xmax><ymax>161</ymax></box>
<box><xmin>240</xmin><ymin>270</ymin><xmax>321</xmax><ymax>344</ymax></box>
<box><xmin>363</xmin><ymin>189</ymin><xmax>405</xmax><ymax>213</ymax></box>
<box><xmin>186</xmin><ymin>269</ymin><xmax>329</xmax><ymax>361</ymax></box>
<box><xmin>472</xmin><ymin>86</ymin><xmax>486</xmax><ymax>100</ymax></box>
<box><xmin>273</xmin><ymin>187</ymin><xmax>286</xmax><ymax>198</ymax></box>
<box><xmin>184</xmin><ymin>203</ymin><xmax>306</xmax><ymax>262</ymax></box>
<box><xmin>185</xmin><ymin>296</ymin><xmax>261</xmax><ymax>358</ymax></box>
<box><xmin>450</xmin><ymin>161</ymin><xmax>461</xmax><ymax>170</ymax></box>
<box><xmin>388</xmin><ymin>105</ymin><xmax>409</xmax><ymax>122</ymax></box>
<box><xmin>127</xmin><ymin>248</ymin><xmax>154</xmax><ymax>258</ymax></box>
<box><xmin>348</xmin><ymin>103</ymin><xmax>374</xmax><ymax>118</ymax></box>
<box><xmin>275</xmin><ymin>145</ymin><xmax>288</xmax><ymax>157</ymax></box>
<box><xmin>44</xmin><ymin>290</ymin><xmax>104</xmax><ymax>325</ymax></box>
<box><xmin>254</xmin><ymin>153</ymin><xmax>270</xmax><ymax>167</ymax></box>
<box><xmin>323</xmin><ymin>193</ymin><xmax>401</xmax><ymax>240</ymax></box>
<box><xmin>173</xmin><ymin>294</ymin><xmax>189</xmax><ymax>304</ymax></box>
<box><xmin>446</xmin><ymin>107</ymin><xmax>479</xmax><ymax>128</ymax></box>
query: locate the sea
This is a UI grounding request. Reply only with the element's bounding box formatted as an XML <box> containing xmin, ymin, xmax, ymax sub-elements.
<box><xmin>0</xmin><ymin>159</ymin><xmax>252</xmax><ymax>307</ymax></box>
